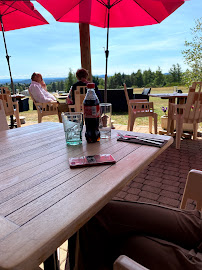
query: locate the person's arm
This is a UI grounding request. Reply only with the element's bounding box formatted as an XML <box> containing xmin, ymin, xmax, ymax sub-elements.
<box><xmin>40</xmin><ymin>80</ymin><xmax>47</xmax><ymax>91</ymax></box>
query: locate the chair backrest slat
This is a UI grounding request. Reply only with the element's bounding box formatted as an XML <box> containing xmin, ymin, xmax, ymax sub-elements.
<box><xmin>184</xmin><ymin>82</ymin><xmax>202</xmax><ymax>123</ymax></box>
<box><xmin>0</xmin><ymin>99</ymin><xmax>8</xmax><ymax>131</ymax></box>
<box><xmin>74</xmin><ymin>86</ymin><xmax>87</xmax><ymax>112</ymax></box>
<box><xmin>0</xmin><ymin>87</ymin><xmax>14</xmax><ymax>116</ymax></box>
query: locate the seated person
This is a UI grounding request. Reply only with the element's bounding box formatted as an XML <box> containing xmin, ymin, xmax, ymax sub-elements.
<box><xmin>29</xmin><ymin>72</ymin><xmax>69</xmax><ymax>122</ymax></box>
<box><xmin>69</xmin><ymin>200</ymin><xmax>202</xmax><ymax>270</ymax></box>
<box><xmin>67</xmin><ymin>68</ymin><xmax>102</xmax><ymax>104</ymax></box>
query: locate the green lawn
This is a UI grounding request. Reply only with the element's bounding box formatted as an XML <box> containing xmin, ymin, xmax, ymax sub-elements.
<box><xmin>18</xmin><ymin>86</ymin><xmax>190</xmax><ymax>126</ymax></box>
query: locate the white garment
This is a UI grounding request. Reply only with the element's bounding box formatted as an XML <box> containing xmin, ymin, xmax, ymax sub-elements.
<box><xmin>29</xmin><ymin>81</ymin><xmax>56</xmax><ymax>103</ymax></box>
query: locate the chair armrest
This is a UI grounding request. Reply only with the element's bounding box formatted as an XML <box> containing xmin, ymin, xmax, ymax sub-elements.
<box><xmin>129</xmin><ymin>99</ymin><xmax>148</xmax><ymax>104</ymax></box>
<box><xmin>169</xmin><ymin>103</ymin><xmax>186</xmax><ymax>115</ymax></box>
<box><xmin>113</xmin><ymin>255</ymin><xmax>149</xmax><ymax>270</ymax></box>
<box><xmin>169</xmin><ymin>103</ymin><xmax>186</xmax><ymax>109</ymax></box>
<box><xmin>35</xmin><ymin>101</ymin><xmax>58</xmax><ymax>107</ymax></box>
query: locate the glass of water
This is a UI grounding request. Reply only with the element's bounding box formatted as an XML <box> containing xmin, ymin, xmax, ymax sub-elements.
<box><xmin>62</xmin><ymin>112</ymin><xmax>83</xmax><ymax>145</ymax></box>
<box><xmin>99</xmin><ymin>103</ymin><xmax>112</xmax><ymax>139</ymax></box>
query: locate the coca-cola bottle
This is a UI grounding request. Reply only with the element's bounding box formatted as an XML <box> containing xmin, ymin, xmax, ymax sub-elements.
<box><xmin>83</xmin><ymin>83</ymin><xmax>100</xmax><ymax>143</ymax></box>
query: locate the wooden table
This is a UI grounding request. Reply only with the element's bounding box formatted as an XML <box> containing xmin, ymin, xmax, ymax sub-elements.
<box><xmin>0</xmin><ymin>123</ymin><xmax>173</xmax><ymax>270</ymax></box>
<box><xmin>149</xmin><ymin>93</ymin><xmax>188</xmax><ymax>134</ymax></box>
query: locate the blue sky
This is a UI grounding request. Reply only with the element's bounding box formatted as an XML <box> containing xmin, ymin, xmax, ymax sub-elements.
<box><xmin>0</xmin><ymin>0</ymin><xmax>201</xmax><ymax>79</ymax></box>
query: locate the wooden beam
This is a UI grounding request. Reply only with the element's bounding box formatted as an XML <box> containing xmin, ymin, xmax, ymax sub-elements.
<box><xmin>79</xmin><ymin>23</ymin><xmax>92</xmax><ymax>82</ymax></box>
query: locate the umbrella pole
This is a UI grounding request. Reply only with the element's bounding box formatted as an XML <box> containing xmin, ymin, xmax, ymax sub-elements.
<box><xmin>104</xmin><ymin>8</ymin><xmax>110</xmax><ymax>103</ymax></box>
<box><xmin>0</xmin><ymin>15</ymin><xmax>15</xmax><ymax>94</ymax></box>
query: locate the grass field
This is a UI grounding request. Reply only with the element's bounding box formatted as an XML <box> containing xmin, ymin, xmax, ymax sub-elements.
<box><xmin>17</xmin><ymin>86</ymin><xmax>189</xmax><ymax>127</ymax></box>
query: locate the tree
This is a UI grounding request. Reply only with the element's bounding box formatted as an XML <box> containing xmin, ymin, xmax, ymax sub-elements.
<box><xmin>98</xmin><ymin>78</ymin><xmax>104</xmax><ymax>89</ymax></box>
<box><xmin>122</xmin><ymin>73</ymin><xmax>131</xmax><ymax>87</ymax></box>
<box><xmin>154</xmin><ymin>67</ymin><xmax>164</xmax><ymax>87</ymax></box>
<box><xmin>92</xmin><ymin>76</ymin><xmax>99</xmax><ymax>86</ymax></box>
<box><xmin>130</xmin><ymin>72</ymin><xmax>136</xmax><ymax>86</ymax></box>
<box><xmin>60</xmin><ymin>81</ymin><xmax>64</xmax><ymax>92</ymax></box>
<box><xmin>65</xmin><ymin>69</ymin><xmax>76</xmax><ymax>92</ymax></box>
<box><xmin>51</xmin><ymin>82</ymin><xmax>56</xmax><ymax>92</ymax></box>
<box><xmin>143</xmin><ymin>69</ymin><xmax>155</xmax><ymax>86</ymax></box>
<box><xmin>182</xmin><ymin>18</ymin><xmax>202</xmax><ymax>86</ymax></box>
<box><xmin>108</xmin><ymin>76</ymin><xmax>116</xmax><ymax>89</ymax></box>
<box><xmin>169</xmin><ymin>63</ymin><xmax>183</xmax><ymax>84</ymax></box>
<box><xmin>114</xmin><ymin>73</ymin><xmax>122</xmax><ymax>88</ymax></box>
<box><xmin>134</xmin><ymin>69</ymin><xmax>143</xmax><ymax>88</ymax></box>
<box><xmin>56</xmin><ymin>81</ymin><xmax>60</xmax><ymax>91</ymax></box>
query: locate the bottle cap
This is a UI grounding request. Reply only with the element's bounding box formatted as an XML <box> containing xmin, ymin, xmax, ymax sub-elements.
<box><xmin>87</xmin><ymin>83</ymin><xmax>95</xmax><ymax>89</ymax></box>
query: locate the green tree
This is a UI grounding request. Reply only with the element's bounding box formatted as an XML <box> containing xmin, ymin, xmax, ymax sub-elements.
<box><xmin>92</xmin><ymin>76</ymin><xmax>99</xmax><ymax>86</ymax></box>
<box><xmin>108</xmin><ymin>76</ymin><xmax>116</xmax><ymax>89</ymax></box>
<box><xmin>130</xmin><ymin>72</ymin><xmax>136</xmax><ymax>86</ymax></box>
<box><xmin>51</xmin><ymin>82</ymin><xmax>56</xmax><ymax>92</ymax></box>
<box><xmin>60</xmin><ymin>81</ymin><xmax>64</xmax><ymax>92</ymax></box>
<box><xmin>169</xmin><ymin>64</ymin><xmax>183</xmax><ymax>84</ymax></box>
<box><xmin>47</xmin><ymin>85</ymin><xmax>52</xmax><ymax>92</ymax></box>
<box><xmin>134</xmin><ymin>69</ymin><xmax>143</xmax><ymax>88</ymax></box>
<box><xmin>65</xmin><ymin>69</ymin><xmax>76</xmax><ymax>92</ymax></box>
<box><xmin>154</xmin><ymin>67</ymin><xmax>164</xmax><ymax>87</ymax></box>
<box><xmin>114</xmin><ymin>72</ymin><xmax>122</xmax><ymax>88</ymax></box>
<box><xmin>122</xmin><ymin>73</ymin><xmax>131</xmax><ymax>87</ymax></box>
<box><xmin>98</xmin><ymin>78</ymin><xmax>104</xmax><ymax>89</ymax></box>
<box><xmin>56</xmin><ymin>81</ymin><xmax>60</xmax><ymax>91</ymax></box>
<box><xmin>143</xmin><ymin>69</ymin><xmax>155</xmax><ymax>86</ymax></box>
<box><xmin>182</xmin><ymin>18</ymin><xmax>202</xmax><ymax>86</ymax></box>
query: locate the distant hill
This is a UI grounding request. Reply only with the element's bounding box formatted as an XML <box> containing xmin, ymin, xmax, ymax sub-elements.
<box><xmin>0</xmin><ymin>75</ymin><xmax>107</xmax><ymax>85</ymax></box>
<box><xmin>0</xmin><ymin>77</ymin><xmax>67</xmax><ymax>85</ymax></box>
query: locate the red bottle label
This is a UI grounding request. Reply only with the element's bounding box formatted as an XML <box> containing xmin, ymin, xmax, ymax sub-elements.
<box><xmin>84</xmin><ymin>105</ymin><xmax>100</xmax><ymax>118</ymax></box>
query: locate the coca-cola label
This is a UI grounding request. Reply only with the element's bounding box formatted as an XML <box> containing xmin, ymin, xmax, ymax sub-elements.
<box><xmin>84</xmin><ymin>105</ymin><xmax>100</xmax><ymax>118</ymax></box>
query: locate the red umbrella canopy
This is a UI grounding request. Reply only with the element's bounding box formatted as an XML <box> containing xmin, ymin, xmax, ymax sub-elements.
<box><xmin>37</xmin><ymin>0</ymin><xmax>185</xmax><ymax>28</ymax></box>
<box><xmin>0</xmin><ymin>0</ymin><xmax>48</xmax><ymax>31</ymax></box>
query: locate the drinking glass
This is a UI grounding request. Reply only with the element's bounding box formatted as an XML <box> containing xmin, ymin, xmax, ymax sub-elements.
<box><xmin>62</xmin><ymin>112</ymin><xmax>83</xmax><ymax>145</ymax></box>
<box><xmin>173</xmin><ymin>86</ymin><xmax>178</xmax><ymax>93</ymax></box>
<box><xmin>99</xmin><ymin>103</ymin><xmax>112</xmax><ymax>139</ymax></box>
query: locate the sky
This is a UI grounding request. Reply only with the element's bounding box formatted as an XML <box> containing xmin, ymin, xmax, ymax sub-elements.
<box><xmin>0</xmin><ymin>0</ymin><xmax>201</xmax><ymax>80</ymax></box>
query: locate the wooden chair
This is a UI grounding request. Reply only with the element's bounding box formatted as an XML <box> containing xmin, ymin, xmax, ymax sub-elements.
<box><xmin>0</xmin><ymin>87</ymin><xmax>21</xmax><ymax>128</ymax></box>
<box><xmin>28</xmin><ymin>89</ymin><xmax>60</xmax><ymax>123</ymax></box>
<box><xmin>180</xmin><ymin>169</ymin><xmax>202</xmax><ymax>211</ymax></box>
<box><xmin>124</xmin><ymin>84</ymin><xmax>157</xmax><ymax>133</ymax></box>
<box><xmin>167</xmin><ymin>82</ymin><xmax>202</xmax><ymax>149</ymax></box>
<box><xmin>69</xmin><ymin>86</ymin><xmax>87</xmax><ymax>112</ymax></box>
<box><xmin>114</xmin><ymin>255</ymin><xmax>149</xmax><ymax>270</ymax></box>
<box><xmin>0</xmin><ymin>99</ymin><xmax>9</xmax><ymax>131</ymax></box>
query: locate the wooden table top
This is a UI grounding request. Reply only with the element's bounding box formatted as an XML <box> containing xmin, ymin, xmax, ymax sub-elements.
<box><xmin>0</xmin><ymin>123</ymin><xmax>173</xmax><ymax>270</ymax></box>
<box><xmin>149</xmin><ymin>93</ymin><xmax>188</xmax><ymax>99</ymax></box>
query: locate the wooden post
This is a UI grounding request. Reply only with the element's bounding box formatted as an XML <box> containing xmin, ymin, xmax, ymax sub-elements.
<box><xmin>79</xmin><ymin>23</ymin><xmax>92</xmax><ymax>82</ymax></box>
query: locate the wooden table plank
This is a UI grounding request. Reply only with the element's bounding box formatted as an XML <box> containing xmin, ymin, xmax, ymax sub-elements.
<box><xmin>0</xmin><ymin>216</ymin><xmax>19</xmax><ymax>238</ymax></box>
<box><xmin>0</xmin><ymin>142</ymin><xmax>136</xmax><ymax>217</ymax></box>
<box><xmin>0</xmin><ymin>123</ymin><xmax>173</xmax><ymax>270</ymax></box>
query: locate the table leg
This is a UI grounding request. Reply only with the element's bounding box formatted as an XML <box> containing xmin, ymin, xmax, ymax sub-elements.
<box><xmin>44</xmin><ymin>250</ymin><xmax>60</xmax><ymax>270</ymax></box>
<box><xmin>167</xmin><ymin>98</ymin><xmax>175</xmax><ymax>135</ymax></box>
<box><xmin>10</xmin><ymin>115</ymin><xmax>15</xmax><ymax>129</ymax></box>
